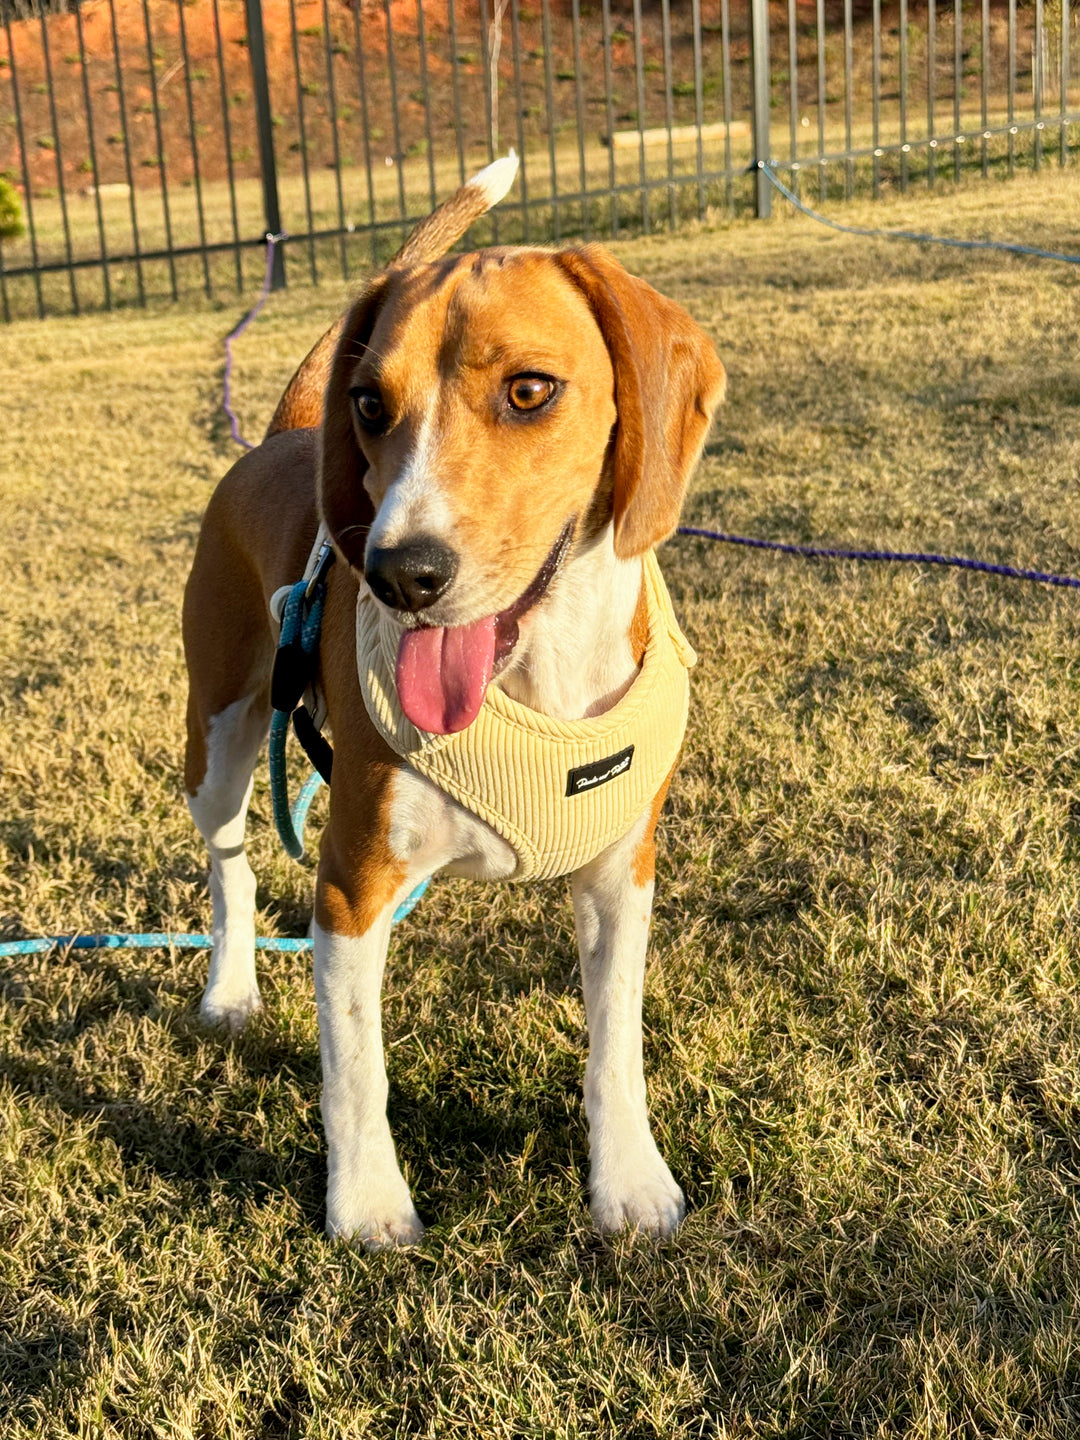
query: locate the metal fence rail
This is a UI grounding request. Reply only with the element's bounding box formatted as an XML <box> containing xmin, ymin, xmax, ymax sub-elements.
<box><xmin>0</xmin><ymin>0</ymin><xmax>1077</xmax><ymax>320</ymax></box>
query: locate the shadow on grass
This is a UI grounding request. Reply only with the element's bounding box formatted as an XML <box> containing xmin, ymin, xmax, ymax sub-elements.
<box><xmin>0</xmin><ymin>1043</ymin><xmax>316</xmax><ymax>1196</ymax></box>
<box><xmin>0</xmin><ymin>930</ymin><xmax>586</xmax><ymax>1192</ymax></box>
<box><xmin>0</xmin><ymin>1322</ymin><xmax>89</xmax><ymax>1413</ymax></box>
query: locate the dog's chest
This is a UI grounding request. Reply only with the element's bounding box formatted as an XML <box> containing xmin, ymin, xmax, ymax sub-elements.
<box><xmin>385</xmin><ymin>763</ymin><xmax>519</xmax><ymax>882</ymax></box>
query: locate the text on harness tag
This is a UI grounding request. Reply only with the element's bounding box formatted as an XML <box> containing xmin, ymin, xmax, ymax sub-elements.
<box><xmin>565</xmin><ymin>745</ymin><xmax>635</xmax><ymax>797</ymax></box>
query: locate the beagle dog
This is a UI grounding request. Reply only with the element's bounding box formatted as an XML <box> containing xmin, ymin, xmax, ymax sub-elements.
<box><xmin>183</xmin><ymin>155</ymin><xmax>725</xmax><ymax>1247</ymax></box>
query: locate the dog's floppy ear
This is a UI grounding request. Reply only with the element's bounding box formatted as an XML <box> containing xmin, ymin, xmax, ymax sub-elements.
<box><xmin>318</xmin><ymin>277</ymin><xmax>389</xmax><ymax>571</ymax></box>
<box><xmin>556</xmin><ymin>245</ymin><xmax>726</xmax><ymax>558</ymax></box>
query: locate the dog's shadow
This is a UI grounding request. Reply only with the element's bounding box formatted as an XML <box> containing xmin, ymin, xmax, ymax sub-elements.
<box><xmin>0</xmin><ymin>952</ymin><xmax>318</xmax><ymax>1194</ymax></box>
<box><xmin>1</xmin><ymin>923</ymin><xmax>583</xmax><ymax>1225</ymax></box>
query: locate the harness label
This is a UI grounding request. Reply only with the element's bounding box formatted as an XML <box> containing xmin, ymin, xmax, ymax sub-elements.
<box><xmin>565</xmin><ymin>745</ymin><xmax>635</xmax><ymax>798</ymax></box>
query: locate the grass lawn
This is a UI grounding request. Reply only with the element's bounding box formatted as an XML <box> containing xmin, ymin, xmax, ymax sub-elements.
<box><xmin>2</xmin><ymin>168</ymin><xmax>1080</xmax><ymax>1437</ymax></box>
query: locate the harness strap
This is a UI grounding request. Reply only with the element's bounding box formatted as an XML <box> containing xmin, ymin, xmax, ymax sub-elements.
<box><xmin>293</xmin><ymin>706</ymin><xmax>333</xmax><ymax>784</ymax></box>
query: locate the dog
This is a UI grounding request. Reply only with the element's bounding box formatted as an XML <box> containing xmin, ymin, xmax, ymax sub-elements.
<box><xmin>183</xmin><ymin>154</ymin><xmax>725</xmax><ymax>1247</ymax></box>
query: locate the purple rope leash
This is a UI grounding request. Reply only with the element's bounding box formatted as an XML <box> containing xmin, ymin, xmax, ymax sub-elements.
<box><xmin>690</xmin><ymin>178</ymin><xmax>1080</xmax><ymax>589</ymax></box>
<box><xmin>676</xmin><ymin>527</ymin><xmax>1080</xmax><ymax>592</ymax></box>
<box><xmin>759</xmin><ymin>163</ymin><xmax>1080</xmax><ymax>266</ymax></box>
<box><xmin>222</xmin><ymin>232</ymin><xmax>286</xmax><ymax>450</ymax></box>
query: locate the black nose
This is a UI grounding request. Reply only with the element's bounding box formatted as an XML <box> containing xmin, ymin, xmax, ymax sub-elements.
<box><xmin>364</xmin><ymin>538</ymin><xmax>459</xmax><ymax>613</ymax></box>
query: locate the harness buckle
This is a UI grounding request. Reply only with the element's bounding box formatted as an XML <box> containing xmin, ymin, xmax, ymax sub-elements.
<box><xmin>305</xmin><ymin>539</ymin><xmax>334</xmax><ymax>600</ymax></box>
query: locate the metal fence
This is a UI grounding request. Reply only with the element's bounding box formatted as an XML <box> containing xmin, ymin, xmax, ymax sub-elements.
<box><xmin>0</xmin><ymin>0</ymin><xmax>1077</xmax><ymax>320</ymax></box>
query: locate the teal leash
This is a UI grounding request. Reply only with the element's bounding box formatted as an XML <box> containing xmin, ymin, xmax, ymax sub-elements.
<box><xmin>0</xmin><ymin>933</ymin><xmax>313</xmax><ymax>957</ymax></box>
<box><xmin>267</xmin><ymin>558</ymin><xmax>430</xmax><ymax>917</ymax></box>
<box><xmin>269</xmin><ymin>575</ymin><xmax>328</xmax><ymax>860</ymax></box>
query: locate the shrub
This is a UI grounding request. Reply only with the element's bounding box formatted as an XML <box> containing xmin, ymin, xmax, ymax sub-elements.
<box><xmin>0</xmin><ymin>176</ymin><xmax>23</xmax><ymax>240</ymax></box>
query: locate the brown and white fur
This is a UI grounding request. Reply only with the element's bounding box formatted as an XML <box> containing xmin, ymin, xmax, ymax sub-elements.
<box><xmin>183</xmin><ymin>155</ymin><xmax>726</xmax><ymax>1247</ymax></box>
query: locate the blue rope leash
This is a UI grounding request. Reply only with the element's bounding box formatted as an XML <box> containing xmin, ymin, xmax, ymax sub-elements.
<box><xmin>758</xmin><ymin>162</ymin><xmax>1080</xmax><ymax>266</ymax></box>
<box><xmin>289</xmin><ymin>770</ymin><xmax>324</xmax><ymax>848</ymax></box>
<box><xmin>0</xmin><ymin>934</ymin><xmax>313</xmax><ymax>957</ymax></box>
<box><xmin>222</xmin><ymin>231</ymin><xmax>286</xmax><ymax>450</ymax></box>
<box><xmin>0</xmin><ymin>887</ymin><xmax>431</xmax><ymax>958</ymax></box>
<box><xmin>0</xmin><ymin>889</ymin><xmax>433</xmax><ymax>957</ymax></box>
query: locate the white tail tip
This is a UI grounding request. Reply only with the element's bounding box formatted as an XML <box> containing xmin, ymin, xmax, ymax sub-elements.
<box><xmin>468</xmin><ymin>149</ymin><xmax>519</xmax><ymax>207</ymax></box>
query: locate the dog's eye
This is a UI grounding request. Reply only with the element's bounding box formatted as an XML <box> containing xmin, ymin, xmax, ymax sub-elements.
<box><xmin>351</xmin><ymin>388</ymin><xmax>385</xmax><ymax>431</ymax></box>
<box><xmin>507</xmin><ymin>375</ymin><xmax>556</xmax><ymax>413</ymax></box>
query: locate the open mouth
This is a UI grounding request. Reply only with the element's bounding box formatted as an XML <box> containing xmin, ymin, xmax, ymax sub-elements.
<box><xmin>395</xmin><ymin>518</ymin><xmax>576</xmax><ymax>735</ymax></box>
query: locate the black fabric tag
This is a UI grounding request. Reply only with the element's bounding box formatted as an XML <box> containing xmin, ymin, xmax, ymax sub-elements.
<box><xmin>565</xmin><ymin>744</ymin><xmax>635</xmax><ymax>798</ymax></box>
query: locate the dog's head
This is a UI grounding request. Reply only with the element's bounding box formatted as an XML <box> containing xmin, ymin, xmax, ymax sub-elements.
<box><xmin>319</xmin><ymin>243</ymin><xmax>725</xmax><ymax>734</ymax></box>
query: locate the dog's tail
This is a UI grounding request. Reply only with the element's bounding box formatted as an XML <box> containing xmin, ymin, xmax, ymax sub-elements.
<box><xmin>390</xmin><ymin>150</ymin><xmax>519</xmax><ymax>267</ymax></box>
<box><xmin>265</xmin><ymin>152</ymin><xmax>519</xmax><ymax>439</ymax></box>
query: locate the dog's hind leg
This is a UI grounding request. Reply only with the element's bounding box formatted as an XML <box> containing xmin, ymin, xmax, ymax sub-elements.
<box><xmin>182</xmin><ymin>429</ymin><xmax>322</xmax><ymax>1032</ymax></box>
<box><xmin>183</xmin><ymin>484</ymin><xmax>278</xmax><ymax>1034</ymax></box>
<box><xmin>186</xmin><ymin>693</ymin><xmax>270</xmax><ymax>1031</ymax></box>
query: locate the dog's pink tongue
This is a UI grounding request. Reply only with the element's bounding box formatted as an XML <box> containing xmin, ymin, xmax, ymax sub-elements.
<box><xmin>396</xmin><ymin>617</ymin><xmax>496</xmax><ymax>734</ymax></box>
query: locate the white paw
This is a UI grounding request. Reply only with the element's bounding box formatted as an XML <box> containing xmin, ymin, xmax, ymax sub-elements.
<box><xmin>326</xmin><ymin>1170</ymin><xmax>425</xmax><ymax>1251</ymax></box>
<box><xmin>590</xmin><ymin>1140</ymin><xmax>686</xmax><ymax>1238</ymax></box>
<box><xmin>199</xmin><ymin>985</ymin><xmax>263</xmax><ymax>1034</ymax></box>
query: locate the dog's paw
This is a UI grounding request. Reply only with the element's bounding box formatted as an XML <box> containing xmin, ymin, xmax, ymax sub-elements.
<box><xmin>199</xmin><ymin>985</ymin><xmax>262</xmax><ymax>1034</ymax></box>
<box><xmin>590</xmin><ymin>1142</ymin><xmax>686</xmax><ymax>1239</ymax></box>
<box><xmin>326</xmin><ymin>1172</ymin><xmax>425</xmax><ymax>1251</ymax></box>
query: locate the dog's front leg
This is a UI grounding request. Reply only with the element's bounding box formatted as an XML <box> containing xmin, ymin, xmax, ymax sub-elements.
<box><xmin>312</xmin><ymin>903</ymin><xmax>425</xmax><ymax>1249</ymax></box>
<box><xmin>571</xmin><ymin>812</ymin><xmax>686</xmax><ymax>1238</ymax></box>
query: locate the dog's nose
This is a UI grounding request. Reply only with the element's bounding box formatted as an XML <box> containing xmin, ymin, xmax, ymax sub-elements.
<box><xmin>364</xmin><ymin>538</ymin><xmax>459</xmax><ymax>613</ymax></box>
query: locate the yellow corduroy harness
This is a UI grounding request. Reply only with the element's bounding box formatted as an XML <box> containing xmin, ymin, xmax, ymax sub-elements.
<box><xmin>355</xmin><ymin>550</ymin><xmax>696</xmax><ymax>881</ymax></box>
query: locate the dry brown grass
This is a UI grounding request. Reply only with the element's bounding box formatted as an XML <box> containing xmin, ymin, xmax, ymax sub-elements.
<box><xmin>2</xmin><ymin>168</ymin><xmax>1080</xmax><ymax>1436</ymax></box>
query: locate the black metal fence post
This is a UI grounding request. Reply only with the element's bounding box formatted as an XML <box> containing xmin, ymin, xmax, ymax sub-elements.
<box><xmin>244</xmin><ymin>0</ymin><xmax>285</xmax><ymax>289</ymax></box>
<box><xmin>750</xmin><ymin>0</ymin><xmax>772</xmax><ymax>217</ymax></box>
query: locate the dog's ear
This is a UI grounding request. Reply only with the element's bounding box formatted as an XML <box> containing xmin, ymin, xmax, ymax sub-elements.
<box><xmin>556</xmin><ymin>246</ymin><xmax>726</xmax><ymax>558</ymax></box>
<box><xmin>318</xmin><ymin>277</ymin><xmax>389</xmax><ymax>571</ymax></box>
